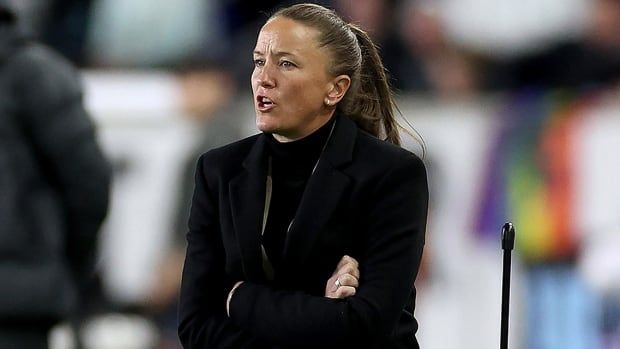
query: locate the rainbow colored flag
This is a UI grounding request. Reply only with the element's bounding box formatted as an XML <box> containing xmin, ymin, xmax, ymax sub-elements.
<box><xmin>474</xmin><ymin>90</ymin><xmax>591</xmax><ymax>263</ymax></box>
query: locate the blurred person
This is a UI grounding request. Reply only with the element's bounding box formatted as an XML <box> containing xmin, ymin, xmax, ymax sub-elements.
<box><xmin>0</xmin><ymin>1</ymin><xmax>111</xmax><ymax>348</ymax></box>
<box><xmin>178</xmin><ymin>3</ymin><xmax>428</xmax><ymax>349</ymax></box>
<box><xmin>334</xmin><ymin>0</ymin><xmax>482</xmax><ymax>97</ymax></box>
<box><xmin>395</xmin><ymin>1</ymin><xmax>481</xmax><ymax>97</ymax></box>
<box><xmin>2</xmin><ymin>0</ymin><xmax>94</xmax><ymax>66</ymax></box>
<box><xmin>333</xmin><ymin>0</ymin><xmax>412</xmax><ymax>93</ymax></box>
<box><xmin>496</xmin><ymin>0</ymin><xmax>620</xmax><ymax>89</ymax></box>
<box><xmin>334</xmin><ymin>0</ymin><xmax>389</xmax><ymax>36</ymax></box>
<box><xmin>0</xmin><ymin>0</ymin><xmax>51</xmax><ymax>36</ymax></box>
<box><xmin>40</xmin><ymin>0</ymin><xmax>94</xmax><ymax>66</ymax></box>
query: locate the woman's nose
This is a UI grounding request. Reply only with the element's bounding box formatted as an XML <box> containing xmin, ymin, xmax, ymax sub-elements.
<box><xmin>256</xmin><ymin>65</ymin><xmax>276</xmax><ymax>88</ymax></box>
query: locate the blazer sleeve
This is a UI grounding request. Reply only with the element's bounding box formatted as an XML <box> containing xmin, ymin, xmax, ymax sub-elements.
<box><xmin>178</xmin><ymin>154</ymin><xmax>273</xmax><ymax>349</ymax></box>
<box><xmin>228</xmin><ymin>153</ymin><xmax>429</xmax><ymax>347</ymax></box>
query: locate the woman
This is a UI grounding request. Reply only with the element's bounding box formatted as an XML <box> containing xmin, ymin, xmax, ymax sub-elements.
<box><xmin>178</xmin><ymin>3</ymin><xmax>428</xmax><ymax>349</ymax></box>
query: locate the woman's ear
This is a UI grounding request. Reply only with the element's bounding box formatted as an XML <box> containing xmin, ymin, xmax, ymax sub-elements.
<box><xmin>324</xmin><ymin>75</ymin><xmax>351</xmax><ymax>107</ymax></box>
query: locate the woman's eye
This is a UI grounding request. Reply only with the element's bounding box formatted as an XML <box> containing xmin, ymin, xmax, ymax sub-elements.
<box><xmin>253</xmin><ymin>59</ymin><xmax>265</xmax><ymax>67</ymax></box>
<box><xmin>280</xmin><ymin>61</ymin><xmax>295</xmax><ymax>68</ymax></box>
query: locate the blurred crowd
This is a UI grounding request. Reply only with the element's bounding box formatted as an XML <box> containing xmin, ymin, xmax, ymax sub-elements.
<box><xmin>3</xmin><ymin>0</ymin><xmax>620</xmax><ymax>348</ymax></box>
<box><xmin>11</xmin><ymin>0</ymin><xmax>620</xmax><ymax>95</ymax></box>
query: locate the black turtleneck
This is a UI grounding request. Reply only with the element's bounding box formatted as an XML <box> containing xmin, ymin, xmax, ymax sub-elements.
<box><xmin>262</xmin><ymin>116</ymin><xmax>336</xmax><ymax>275</ymax></box>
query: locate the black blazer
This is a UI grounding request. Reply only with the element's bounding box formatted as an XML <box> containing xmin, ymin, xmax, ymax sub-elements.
<box><xmin>178</xmin><ymin>114</ymin><xmax>428</xmax><ymax>349</ymax></box>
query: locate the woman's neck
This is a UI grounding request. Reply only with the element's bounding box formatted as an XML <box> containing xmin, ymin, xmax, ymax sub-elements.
<box><xmin>266</xmin><ymin>114</ymin><xmax>336</xmax><ymax>166</ymax></box>
<box><xmin>272</xmin><ymin>111</ymin><xmax>335</xmax><ymax>142</ymax></box>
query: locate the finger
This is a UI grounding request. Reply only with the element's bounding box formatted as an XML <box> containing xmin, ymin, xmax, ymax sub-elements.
<box><xmin>337</xmin><ymin>255</ymin><xmax>358</xmax><ymax>269</ymax></box>
<box><xmin>337</xmin><ymin>273</ymin><xmax>359</xmax><ymax>288</ymax></box>
<box><xmin>337</xmin><ymin>264</ymin><xmax>360</xmax><ymax>280</ymax></box>
<box><xmin>336</xmin><ymin>255</ymin><xmax>351</xmax><ymax>269</ymax></box>
<box><xmin>335</xmin><ymin>286</ymin><xmax>356</xmax><ymax>299</ymax></box>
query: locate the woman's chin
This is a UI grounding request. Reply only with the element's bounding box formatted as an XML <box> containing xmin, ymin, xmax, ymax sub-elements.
<box><xmin>255</xmin><ymin>116</ymin><xmax>278</xmax><ymax>134</ymax></box>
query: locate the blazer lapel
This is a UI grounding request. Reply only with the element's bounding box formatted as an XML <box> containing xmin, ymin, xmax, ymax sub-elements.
<box><xmin>282</xmin><ymin>115</ymin><xmax>357</xmax><ymax>266</ymax></box>
<box><xmin>229</xmin><ymin>135</ymin><xmax>268</xmax><ymax>282</ymax></box>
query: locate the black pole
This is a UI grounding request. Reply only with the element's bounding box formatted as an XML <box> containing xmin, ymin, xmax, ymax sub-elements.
<box><xmin>501</xmin><ymin>222</ymin><xmax>515</xmax><ymax>349</ymax></box>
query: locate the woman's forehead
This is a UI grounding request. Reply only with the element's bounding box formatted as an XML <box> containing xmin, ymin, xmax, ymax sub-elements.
<box><xmin>254</xmin><ymin>17</ymin><xmax>321</xmax><ymax>54</ymax></box>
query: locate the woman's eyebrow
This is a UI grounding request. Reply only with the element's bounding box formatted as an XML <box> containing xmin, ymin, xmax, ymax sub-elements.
<box><xmin>253</xmin><ymin>49</ymin><xmax>298</xmax><ymax>58</ymax></box>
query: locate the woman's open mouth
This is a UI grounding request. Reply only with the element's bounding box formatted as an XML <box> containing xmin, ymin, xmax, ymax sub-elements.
<box><xmin>257</xmin><ymin>95</ymin><xmax>276</xmax><ymax>112</ymax></box>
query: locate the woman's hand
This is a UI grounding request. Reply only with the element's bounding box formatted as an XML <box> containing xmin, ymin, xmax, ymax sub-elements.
<box><xmin>325</xmin><ymin>255</ymin><xmax>360</xmax><ymax>299</ymax></box>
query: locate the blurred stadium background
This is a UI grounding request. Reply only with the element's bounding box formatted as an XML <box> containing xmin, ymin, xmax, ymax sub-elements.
<box><xmin>7</xmin><ymin>0</ymin><xmax>620</xmax><ymax>348</ymax></box>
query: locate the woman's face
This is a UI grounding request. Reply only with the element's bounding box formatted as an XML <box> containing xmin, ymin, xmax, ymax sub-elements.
<box><xmin>252</xmin><ymin>17</ymin><xmax>339</xmax><ymax>142</ymax></box>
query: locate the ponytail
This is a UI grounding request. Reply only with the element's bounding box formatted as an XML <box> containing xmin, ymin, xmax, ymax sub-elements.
<box><xmin>342</xmin><ymin>24</ymin><xmax>400</xmax><ymax>145</ymax></box>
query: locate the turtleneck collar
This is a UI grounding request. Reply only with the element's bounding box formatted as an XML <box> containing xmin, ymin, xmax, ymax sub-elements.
<box><xmin>265</xmin><ymin>115</ymin><xmax>336</xmax><ymax>166</ymax></box>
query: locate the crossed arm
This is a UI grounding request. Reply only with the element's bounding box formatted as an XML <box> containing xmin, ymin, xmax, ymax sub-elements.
<box><xmin>226</xmin><ymin>255</ymin><xmax>360</xmax><ymax>315</ymax></box>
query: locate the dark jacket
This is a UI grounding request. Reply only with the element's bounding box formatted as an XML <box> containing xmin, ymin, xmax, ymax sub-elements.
<box><xmin>178</xmin><ymin>114</ymin><xmax>428</xmax><ymax>348</ymax></box>
<box><xmin>0</xmin><ymin>5</ymin><xmax>110</xmax><ymax>325</ymax></box>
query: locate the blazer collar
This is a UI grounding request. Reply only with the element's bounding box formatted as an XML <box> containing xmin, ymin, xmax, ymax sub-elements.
<box><xmin>229</xmin><ymin>135</ymin><xmax>268</xmax><ymax>281</ymax></box>
<box><xmin>229</xmin><ymin>114</ymin><xmax>359</xmax><ymax>279</ymax></box>
<box><xmin>322</xmin><ymin>113</ymin><xmax>356</xmax><ymax>168</ymax></box>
